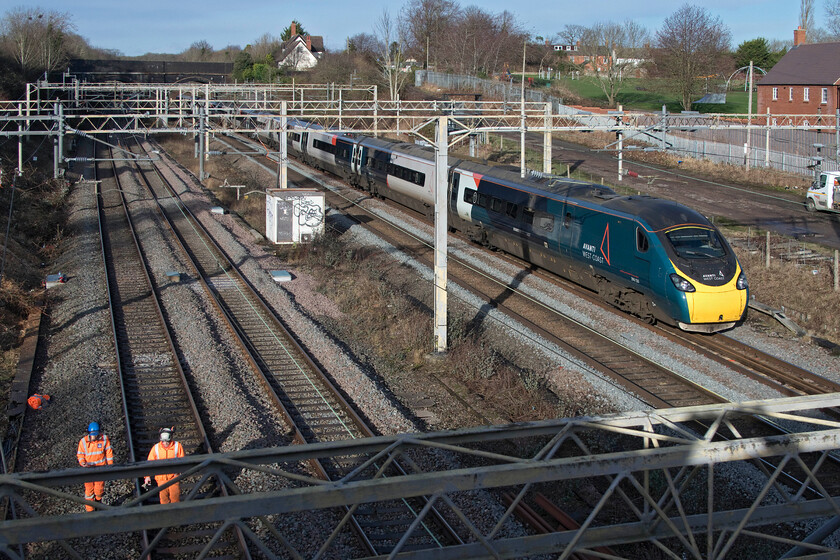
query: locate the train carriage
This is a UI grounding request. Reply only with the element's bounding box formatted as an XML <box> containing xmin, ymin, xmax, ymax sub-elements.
<box><xmin>358</xmin><ymin>138</ymin><xmax>436</xmax><ymax>216</ymax></box>
<box><xmin>260</xmin><ymin>117</ymin><xmax>747</xmax><ymax>332</ymax></box>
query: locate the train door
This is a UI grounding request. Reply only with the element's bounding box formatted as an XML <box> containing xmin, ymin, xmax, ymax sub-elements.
<box><xmin>351</xmin><ymin>142</ymin><xmax>364</xmax><ymax>174</ymax></box>
<box><xmin>557</xmin><ymin>201</ymin><xmax>574</xmax><ymax>257</ymax></box>
<box><xmin>301</xmin><ymin>131</ymin><xmax>310</xmax><ymax>160</ymax></box>
<box><xmin>451</xmin><ymin>169</ymin><xmax>480</xmax><ymax>223</ymax></box>
<box><xmin>633</xmin><ymin>225</ymin><xmax>652</xmax><ymax>290</ymax></box>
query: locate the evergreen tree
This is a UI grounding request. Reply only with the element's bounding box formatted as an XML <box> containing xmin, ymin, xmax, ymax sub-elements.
<box><xmin>733</xmin><ymin>38</ymin><xmax>774</xmax><ymax>70</ymax></box>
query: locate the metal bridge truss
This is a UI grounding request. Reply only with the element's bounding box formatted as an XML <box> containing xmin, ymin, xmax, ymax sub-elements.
<box><xmin>3</xmin><ymin>394</ymin><xmax>840</xmax><ymax>559</ymax></box>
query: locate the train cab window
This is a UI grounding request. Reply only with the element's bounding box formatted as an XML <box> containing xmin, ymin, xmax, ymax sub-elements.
<box><xmin>666</xmin><ymin>227</ymin><xmax>726</xmax><ymax>259</ymax></box>
<box><xmin>522</xmin><ymin>207</ymin><xmax>535</xmax><ymax>225</ymax></box>
<box><xmin>463</xmin><ymin>187</ymin><xmax>477</xmax><ymax>204</ymax></box>
<box><xmin>636</xmin><ymin>227</ymin><xmax>649</xmax><ymax>253</ymax></box>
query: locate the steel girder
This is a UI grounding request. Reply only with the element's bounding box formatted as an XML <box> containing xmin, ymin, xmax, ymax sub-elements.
<box><xmin>3</xmin><ymin>395</ymin><xmax>840</xmax><ymax>559</ymax></box>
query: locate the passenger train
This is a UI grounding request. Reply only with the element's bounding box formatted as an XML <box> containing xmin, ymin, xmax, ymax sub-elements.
<box><xmin>254</xmin><ymin>116</ymin><xmax>748</xmax><ymax>333</ymax></box>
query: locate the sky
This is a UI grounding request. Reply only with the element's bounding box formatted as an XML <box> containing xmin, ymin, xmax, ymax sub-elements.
<box><xmin>14</xmin><ymin>1</ymin><xmax>808</xmax><ymax>57</ymax></box>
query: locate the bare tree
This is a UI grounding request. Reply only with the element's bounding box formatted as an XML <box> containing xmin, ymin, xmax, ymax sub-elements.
<box><xmin>0</xmin><ymin>7</ymin><xmax>74</xmax><ymax>76</ymax></box>
<box><xmin>558</xmin><ymin>24</ymin><xmax>586</xmax><ymax>48</ymax></box>
<box><xmin>248</xmin><ymin>33</ymin><xmax>281</xmax><ymax>62</ymax></box>
<box><xmin>578</xmin><ymin>20</ymin><xmax>650</xmax><ymax>107</ymax></box>
<box><xmin>445</xmin><ymin>5</ymin><xmax>494</xmax><ymax>75</ymax></box>
<box><xmin>401</xmin><ymin>0</ymin><xmax>458</xmax><ymax>69</ymax></box>
<box><xmin>827</xmin><ymin>0</ymin><xmax>840</xmax><ymax>37</ymax></box>
<box><xmin>375</xmin><ymin>8</ymin><xmax>409</xmax><ymax>100</ymax></box>
<box><xmin>654</xmin><ymin>4</ymin><xmax>731</xmax><ymax>111</ymax></box>
<box><xmin>183</xmin><ymin>40</ymin><xmax>213</xmax><ymax>62</ymax></box>
<box><xmin>800</xmin><ymin>0</ymin><xmax>816</xmax><ymax>35</ymax></box>
<box><xmin>463</xmin><ymin>9</ymin><xmax>527</xmax><ymax>78</ymax></box>
<box><xmin>348</xmin><ymin>32</ymin><xmax>382</xmax><ymax>62</ymax></box>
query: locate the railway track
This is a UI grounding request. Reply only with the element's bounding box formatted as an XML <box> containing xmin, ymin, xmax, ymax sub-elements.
<box><xmin>124</xmin><ymin>136</ymin><xmax>465</xmax><ymax>556</ymax></box>
<box><xmin>96</xmin><ymin>143</ymin><xmax>248</xmax><ymax>558</ymax></box>
<box><xmin>217</xmin><ymin>133</ymin><xmax>727</xmax><ymax>411</ymax></box>
<box><xmin>224</xmin><ymin>132</ymin><xmax>840</xmax><ymax>499</ymax></box>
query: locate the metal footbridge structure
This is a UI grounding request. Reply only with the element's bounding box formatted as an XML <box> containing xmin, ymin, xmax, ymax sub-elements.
<box><xmin>2</xmin><ymin>396</ymin><xmax>840</xmax><ymax>558</ymax></box>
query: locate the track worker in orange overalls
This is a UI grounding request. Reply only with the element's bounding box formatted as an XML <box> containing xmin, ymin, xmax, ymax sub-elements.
<box><xmin>27</xmin><ymin>393</ymin><xmax>50</xmax><ymax>410</ymax></box>
<box><xmin>144</xmin><ymin>427</ymin><xmax>185</xmax><ymax>504</ymax></box>
<box><xmin>76</xmin><ymin>422</ymin><xmax>114</xmax><ymax>511</ymax></box>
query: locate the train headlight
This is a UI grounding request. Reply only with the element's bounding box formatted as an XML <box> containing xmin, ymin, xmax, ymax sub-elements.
<box><xmin>669</xmin><ymin>273</ymin><xmax>695</xmax><ymax>293</ymax></box>
<box><xmin>736</xmin><ymin>272</ymin><xmax>748</xmax><ymax>290</ymax></box>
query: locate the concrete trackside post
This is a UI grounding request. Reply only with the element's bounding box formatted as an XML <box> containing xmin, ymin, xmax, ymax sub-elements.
<box><xmin>17</xmin><ymin>104</ymin><xmax>22</xmax><ymax>175</ymax></box>
<box><xmin>543</xmin><ymin>103</ymin><xmax>551</xmax><ymax>174</ymax></box>
<box><xmin>199</xmin><ymin>108</ymin><xmax>205</xmax><ymax>181</ymax></box>
<box><xmin>434</xmin><ymin>116</ymin><xmax>449</xmax><ymax>354</ymax></box>
<box><xmin>280</xmin><ymin>101</ymin><xmax>288</xmax><ymax>189</ymax></box>
<box><xmin>53</xmin><ymin>103</ymin><xmax>59</xmax><ymax>179</ymax></box>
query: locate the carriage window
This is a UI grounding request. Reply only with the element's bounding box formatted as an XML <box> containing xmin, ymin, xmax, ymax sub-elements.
<box><xmin>506</xmin><ymin>202</ymin><xmax>518</xmax><ymax>217</ymax></box>
<box><xmin>477</xmin><ymin>193</ymin><xmax>489</xmax><ymax>208</ymax></box>
<box><xmin>636</xmin><ymin>227</ymin><xmax>649</xmax><ymax>253</ymax></box>
<box><xmin>563</xmin><ymin>212</ymin><xmax>571</xmax><ymax>228</ymax></box>
<box><xmin>522</xmin><ymin>208</ymin><xmax>534</xmax><ymax>225</ymax></box>
<box><xmin>313</xmin><ymin>139</ymin><xmax>337</xmax><ymax>154</ymax></box>
<box><xmin>491</xmin><ymin>198</ymin><xmax>503</xmax><ymax>213</ymax></box>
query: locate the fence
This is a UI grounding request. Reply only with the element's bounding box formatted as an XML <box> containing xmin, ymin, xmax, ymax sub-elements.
<box><xmin>416</xmin><ymin>70</ymin><xmax>572</xmax><ymax>115</ymax></box>
<box><xmin>729</xmin><ymin>229</ymin><xmax>840</xmax><ymax>293</ymax></box>
<box><xmin>416</xmin><ymin>71</ymin><xmax>840</xmax><ymax>177</ymax></box>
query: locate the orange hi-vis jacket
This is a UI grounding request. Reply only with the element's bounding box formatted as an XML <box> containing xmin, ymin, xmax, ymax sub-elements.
<box><xmin>77</xmin><ymin>435</ymin><xmax>114</xmax><ymax>467</ymax></box>
<box><xmin>147</xmin><ymin>441</ymin><xmax>184</xmax><ymax>483</ymax></box>
<box><xmin>27</xmin><ymin>394</ymin><xmax>50</xmax><ymax>410</ymax></box>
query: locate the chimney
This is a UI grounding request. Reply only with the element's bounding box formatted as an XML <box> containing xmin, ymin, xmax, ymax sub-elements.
<box><xmin>290</xmin><ymin>22</ymin><xmax>297</xmax><ymax>37</ymax></box>
<box><xmin>306</xmin><ymin>35</ymin><xmax>311</xmax><ymax>51</ymax></box>
<box><xmin>794</xmin><ymin>26</ymin><xmax>806</xmax><ymax>46</ymax></box>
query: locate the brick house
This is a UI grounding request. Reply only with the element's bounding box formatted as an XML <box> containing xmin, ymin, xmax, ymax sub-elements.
<box><xmin>552</xmin><ymin>42</ymin><xmax>647</xmax><ymax>77</ymax></box>
<box><xmin>553</xmin><ymin>42</ymin><xmax>611</xmax><ymax>74</ymax></box>
<box><xmin>757</xmin><ymin>28</ymin><xmax>840</xmax><ymax>116</ymax></box>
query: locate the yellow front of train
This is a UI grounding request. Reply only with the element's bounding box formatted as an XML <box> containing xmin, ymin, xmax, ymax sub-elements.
<box><xmin>670</xmin><ymin>262</ymin><xmax>748</xmax><ymax>333</ymax></box>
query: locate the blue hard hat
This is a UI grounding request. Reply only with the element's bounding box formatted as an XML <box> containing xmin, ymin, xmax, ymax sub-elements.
<box><xmin>87</xmin><ymin>422</ymin><xmax>100</xmax><ymax>436</ymax></box>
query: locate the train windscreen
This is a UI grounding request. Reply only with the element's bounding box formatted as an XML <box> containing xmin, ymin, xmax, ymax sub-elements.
<box><xmin>665</xmin><ymin>227</ymin><xmax>727</xmax><ymax>260</ymax></box>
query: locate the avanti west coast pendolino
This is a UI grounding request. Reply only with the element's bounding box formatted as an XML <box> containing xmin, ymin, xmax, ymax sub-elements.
<box><xmin>258</xmin><ymin>117</ymin><xmax>748</xmax><ymax>333</ymax></box>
